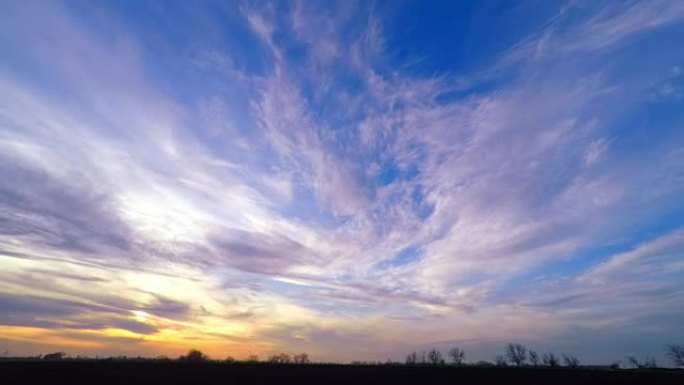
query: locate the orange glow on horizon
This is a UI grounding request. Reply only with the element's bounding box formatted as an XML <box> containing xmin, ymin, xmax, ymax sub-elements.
<box><xmin>0</xmin><ymin>323</ymin><xmax>275</xmax><ymax>360</ymax></box>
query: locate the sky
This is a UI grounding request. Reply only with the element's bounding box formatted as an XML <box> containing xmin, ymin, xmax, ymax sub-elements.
<box><xmin>1</xmin><ymin>0</ymin><xmax>684</xmax><ymax>365</ymax></box>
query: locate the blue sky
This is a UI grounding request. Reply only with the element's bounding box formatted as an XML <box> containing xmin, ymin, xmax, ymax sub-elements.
<box><xmin>1</xmin><ymin>0</ymin><xmax>684</xmax><ymax>365</ymax></box>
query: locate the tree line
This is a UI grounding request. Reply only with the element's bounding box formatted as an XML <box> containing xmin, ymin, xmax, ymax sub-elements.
<box><xmin>6</xmin><ymin>342</ymin><xmax>684</xmax><ymax>368</ymax></box>
<box><xmin>404</xmin><ymin>343</ymin><xmax>684</xmax><ymax>368</ymax></box>
<box><xmin>5</xmin><ymin>349</ymin><xmax>311</xmax><ymax>364</ymax></box>
<box><xmin>175</xmin><ymin>349</ymin><xmax>311</xmax><ymax>364</ymax></box>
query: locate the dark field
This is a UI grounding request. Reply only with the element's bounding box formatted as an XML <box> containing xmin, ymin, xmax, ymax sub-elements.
<box><xmin>1</xmin><ymin>361</ymin><xmax>683</xmax><ymax>385</ymax></box>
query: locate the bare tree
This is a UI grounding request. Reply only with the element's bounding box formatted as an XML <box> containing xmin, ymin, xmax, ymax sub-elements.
<box><xmin>505</xmin><ymin>343</ymin><xmax>527</xmax><ymax>367</ymax></box>
<box><xmin>666</xmin><ymin>344</ymin><xmax>684</xmax><ymax>367</ymax></box>
<box><xmin>626</xmin><ymin>356</ymin><xmax>640</xmax><ymax>368</ymax></box>
<box><xmin>562</xmin><ymin>354</ymin><xmax>580</xmax><ymax>368</ymax></box>
<box><xmin>627</xmin><ymin>356</ymin><xmax>657</xmax><ymax>369</ymax></box>
<box><xmin>293</xmin><ymin>353</ymin><xmax>310</xmax><ymax>364</ymax></box>
<box><xmin>448</xmin><ymin>347</ymin><xmax>465</xmax><ymax>365</ymax></box>
<box><xmin>405</xmin><ymin>351</ymin><xmax>418</xmax><ymax>365</ymax></box>
<box><xmin>268</xmin><ymin>353</ymin><xmax>291</xmax><ymax>364</ymax></box>
<box><xmin>529</xmin><ymin>350</ymin><xmax>539</xmax><ymax>366</ymax></box>
<box><xmin>427</xmin><ymin>348</ymin><xmax>443</xmax><ymax>365</ymax></box>
<box><xmin>542</xmin><ymin>352</ymin><xmax>559</xmax><ymax>367</ymax></box>
<box><xmin>246</xmin><ymin>355</ymin><xmax>259</xmax><ymax>363</ymax></box>
<box><xmin>495</xmin><ymin>355</ymin><xmax>508</xmax><ymax>367</ymax></box>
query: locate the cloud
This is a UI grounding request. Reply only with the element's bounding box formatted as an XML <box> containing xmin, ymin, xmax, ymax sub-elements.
<box><xmin>500</xmin><ymin>229</ymin><xmax>684</xmax><ymax>363</ymax></box>
<box><xmin>501</xmin><ymin>0</ymin><xmax>684</xmax><ymax>66</ymax></box>
<box><xmin>582</xmin><ymin>229</ymin><xmax>684</xmax><ymax>284</ymax></box>
<box><xmin>0</xmin><ymin>159</ymin><xmax>133</xmax><ymax>256</ymax></box>
<box><xmin>583</xmin><ymin>138</ymin><xmax>608</xmax><ymax>165</ymax></box>
<box><xmin>0</xmin><ymin>294</ymin><xmax>157</xmax><ymax>335</ymax></box>
<box><xmin>208</xmin><ymin>228</ymin><xmax>312</xmax><ymax>274</ymax></box>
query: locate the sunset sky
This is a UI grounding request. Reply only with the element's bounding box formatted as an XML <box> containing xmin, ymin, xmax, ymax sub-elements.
<box><xmin>1</xmin><ymin>0</ymin><xmax>684</xmax><ymax>364</ymax></box>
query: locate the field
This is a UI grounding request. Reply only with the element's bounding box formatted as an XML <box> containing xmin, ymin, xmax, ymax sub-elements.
<box><xmin>1</xmin><ymin>361</ymin><xmax>683</xmax><ymax>385</ymax></box>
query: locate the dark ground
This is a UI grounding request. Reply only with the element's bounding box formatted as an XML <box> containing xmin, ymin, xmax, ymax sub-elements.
<box><xmin>1</xmin><ymin>361</ymin><xmax>683</xmax><ymax>385</ymax></box>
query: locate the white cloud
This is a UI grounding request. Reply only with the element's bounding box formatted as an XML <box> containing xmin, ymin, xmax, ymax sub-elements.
<box><xmin>583</xmin><ymin>138</ymin><xmax>609</xmax><ymax>165</ymax></box>
<box><xmin>501</xmin><ymin>0</ymin><xmax>684</xmax><ymax>66</ymax></box>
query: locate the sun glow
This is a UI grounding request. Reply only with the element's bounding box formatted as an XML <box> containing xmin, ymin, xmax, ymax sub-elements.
<box><xmin>131</xmin><ymin>310</ymin><xmax>151</xmax><ymax>324</ymax></box>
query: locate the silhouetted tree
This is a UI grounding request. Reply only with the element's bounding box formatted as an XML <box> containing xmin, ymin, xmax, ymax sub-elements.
<box><xmin>421</xmin><ymin>350</ymin><xmax>427</xmax><ymax>364</ymax></box>
<box><xmin>448</xmin><ymin>347</ymin><xmax>465</xmax><ymax>365</ymax></box>
<box><xmin>179</xmin><ymin>349</ymin><xmax>208</xmax><ymax>362</ymax></box>
<box><xmin>495</xmin><ymin>355</ymin><xmax>508</xmax><ymax>366</ymax></box>
<box><xmin>43</xmin><ymin>352</ymin><xmax>66</xmax><ymax>360</ymax></box>
<box><xmin>293</xmin><ymin>353</ymin><xmax>310</xmax><ymax>364</ymax></box>
<box><xmin>627</xmin><ymin>356</ymin><xmax>657</xmax><ymax>368</ymax></box>
<box><xmin>225</xmin><ymin>356</ymin><xmax>236</xmax><ymax>363</ymax></box>
<box><xmin>247</xmin><ymin>355</ymin><xmax>259</xmax><ymax>362</ymax></box>
<box><xmin>505</xmin><ymin>343</ymin><xmax>527</xmax><ymax>366</ymax></box>
<box><xmin>268</xmin><ymin>354</ymin><xmax>277</xmax><ymax>363</ymax></box>
<box><xmin>405</xmin><ymin>351</ymin><xmax>418</xmax><ymax>365</ymax></box>
<box><xmin>562</xmin><ymin>353</ymin><xmax>580</xmax><ymax>368</ymax></box>
<box><xmin>268</xmin><ymin>353</ymin><xmax>291</xmax><ymax>363</ymax></box>
<box><xmin>529</xmin><ymin>350</ymin><xmax>539</xmax><ymax>366</ymax></box>
<box><xmin>666</xmin><ymin>344</ymin><xmax>684</xmax><ymax>367</ymax></box>
<box><xmin>542</xmin><ymin>352</ymin><xmax>559</xmax><ymax>367</ymax></box>
<box><xmin>427</xmin><ymin>348</ymin><xmax>443</xmax><ymax>365</ymax></box>
<box><xmin>626</xmin><ymin>356</ymin><xmax>639</xmax><ymax>368</ymax></box>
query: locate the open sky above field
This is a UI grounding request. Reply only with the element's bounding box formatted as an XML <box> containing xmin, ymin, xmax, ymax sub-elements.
<box><xmin>1</xmin><ymin>0</ymin><xmax>684</xmax><ymax>364</ymax></box>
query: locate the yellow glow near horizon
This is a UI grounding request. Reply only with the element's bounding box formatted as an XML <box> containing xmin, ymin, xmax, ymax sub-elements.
<box><xmin>0</xmin><ymin>322</ymin><xmax>275</xmax><ymax>359</ymax></box>
<box><xmin>0</xmin><ymin>326</ymin><xmax>103</xmax><ymax>349</ymax></box>
<box><xmin>0</xmin><ymin>245</ymin><xmax>339</xmax><ymax>360</ymax></box>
